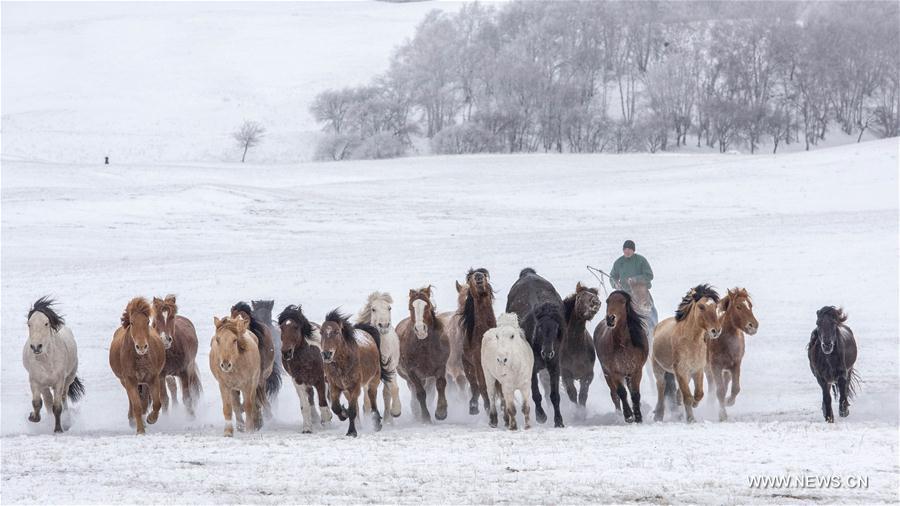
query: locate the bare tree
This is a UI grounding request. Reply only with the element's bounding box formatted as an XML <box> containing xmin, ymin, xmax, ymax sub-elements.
<box><xmin>233</xmin><ymin>120</ymin><xmax>265</xmax><ymax>163</ymax></box>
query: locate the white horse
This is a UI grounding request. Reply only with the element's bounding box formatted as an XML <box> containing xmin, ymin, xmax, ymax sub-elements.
<box><xmin>357</xmin><ymin>292</ymin><xmax>402</xmax><ymax>422</ymax></box>
<box><xmin>22</xmin><ymin>297</ymin><xmax>84</xmax><ymax>433</ymax></box>
<box><xmin>482</xmin><ymin>313</ymin><xmax>534</xmax><ymax>430</ymax></box>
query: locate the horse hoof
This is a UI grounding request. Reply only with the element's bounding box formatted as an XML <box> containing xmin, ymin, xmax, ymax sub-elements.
<box><xmin>726</xmin><ymin>397</ymin><xmax>736</xmax><ymax>407</ymax></box>
<box><xmin>346</xmin><ymin>430</ymin><xmax>358</xmax><ymax>437</ymax></box>
<box><xmin>54</xmin><ymin>426</ymin><xmax>64</xmax><ymax>434</ymax></box>
<box><xmin>536</xmin><ymin>411</ymin><xmax>547</xmax><ymax>424</ymax></box>
<box><xmin>302</xmin><ymin>429</ymin><xmax>312</xmax><ymax>434</ymax></box>
<box><xmin>469</xmin><ymin>405</ymin><xmax>479</xmax><ymax>415</ymax></box>
<box><xmin>524</xmin><ymin>424</ymin><xmax>532</xmax><ymax>430</ymax></box>
<box><xmin>719</xmin><ymin>412</ymin><xmax>727</xmax><ymax>422</ymax></box>
<box><xmin>435</xmin><ymin>408</ymin><xmax>447</xmax><ymax>421</ymax></box>
<box><xmin>489</xmin><ymin>416</ymin><xmax>498</xmax><ymax>428</ymax></box>
<box><xmin>136</xmin><ymin>428</ymin><xmax>146</xmax><ymax>435</ymax></box>
<box><xmin>392</xmin><ymin>410</ymin><xmax>401</xmax><ymax>418</ymax></box>
<box><xmin>554</xmin><ymin>419</ymin><xmax>565</xmax><ymax>428</ymax></box>
<box><xmin>508</xmin><ymin>423</ymin><xmax>518</xmax><ymax>431</ymax></box>
<box><xmin>27</xmin><ymin>413</ymin><xmax>40</xmax><ymax>423</ymax></box>
<box><xmin>686</xmin><ymin>416</ymin><xmax>695</xmax><ymax>424</ymax></box>
<box><xmin>840</xmin><ymin>408</ymin><xmax>849</xmax><ymax>418</ymax></box>
<box><xmin>634</xmin><ymin>414</ymin><xmax>643</xmax><ymax>424</ymax></box>
<box><xmin>624</xmin><ymin>415</ymin><xmax>634</xmax><ymax>423</ymax></box>
<box><xmin>654</xmin><ymin>413</ymin><xmax>664</xmax><ymax>422</ymax></box>
<box><xmin>825</xmin><ymin>416</ymin><xmax>834</xmax><ymax>423</ymax></box>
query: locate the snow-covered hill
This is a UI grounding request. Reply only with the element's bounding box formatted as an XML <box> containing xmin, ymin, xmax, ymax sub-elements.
<box><xmin>1</xmin><ymin>139</ymin><xmax>897</xmax><ymax>503</ymax></box>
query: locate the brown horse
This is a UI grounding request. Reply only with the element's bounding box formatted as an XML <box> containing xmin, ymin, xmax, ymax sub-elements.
<box><xmin>651</xmin><ymin>284</ymin><xmax>722</xmax><ymax>423</ymax></box>
<box><xmin>560</xmin><ymin>283</ymin><xmax>601</xmax><ymax>410</ymax></box>
<box><xmin>706</xmin><ymin>288</ymin><xmax>758</xmax><ymax>421</ymax></box>
<box><xmin>109</xmin><ymin>297</ymin><xmax>166</xmax><ymax>435</ymax></box>
<box><xmin>151</xmin><ymin>295</ymin><xmax>202</xmax><ymax>416</ymax></box>
<box><xmin>278</xmin><ymin>304</ymin><xmax>331</xmax><ymax>433</ymax></box>
<box><xmin>594</xmin><ymin>290</ymin><xmax>648</xmax><ymax>423</ymax></box>
<box><xmin>396</xmin><ymin>287</ymin><xmax>450</xmax><ymax>423</ymax></box>
<box><xmin>210</xmin><ymin>315</ymin><xmax>265</xmax><ymax>436</ymax></box>
<box><xmin>455</xmin><ymin>268</ymin><xmax>495</xmax><ymax>415</ymax></box>
<box><xmin>231</xmin><ymin>302</ymin><xmax>282</xmax><ymax>412</ymax></box>
<box><xmin>320</xmin><ymin>309</ymin><xmax>390</xmax><ymax>437</ymax></box>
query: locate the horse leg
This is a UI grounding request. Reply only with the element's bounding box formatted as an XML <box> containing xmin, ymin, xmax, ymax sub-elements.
<box><xmin>502</xmin><ymin>384</ymin><xmax>518</xmax><ymax>431</ymax></box>
<box><xmin>178</xmin><ymin>371</ymin><xmax>194</xmax><ymax>417</ymax></box>
<box><xmin>381</xmin><ymin>379</ymin><xmax>393</xmax><ymax>424</ymax></box>
<box><xmin>124</xmin><ymin>380</ymin><xmax>146</xmax><ymax>435</ymax></box>
<box><xmin>329</xmin><ymin>386</ymin><xmax>346</xmax><ymax>421</ymax></box>
<box><xmin>549</xmin><ymin>363</ymin><xmax>564</xmax><ymax>428</ymax></box>
<box><xmin>367</xmin><ymin>381</ymin><xmax>383</xmax><ymax>432</ymax></box>
<box><xmin>476</xmin><ymin>358</ymin><xmax>491</xmax><ymax>412</ymax></box>
<box><xmin>409</xmin><ymin>373</ymin><xmax>431</xmax><ymax>423</ymax></box>
<box><xmin>435</xmin><ymin>373</ymin><xmax>449</xmax><ymax>421</ymax></box>
<box><xmin>315</xmin><ymin>380</ymin><xmax>331</xmax><ymax>424</ymax></box>
<box><xmin>712</xmin><ymin>366</ymin><xmax>727</xmax><ymax>421</ymax></box>
<box><xmin>520</xmin><ymin>384</ymin><xmax>533</xmax><ymax>430</ymax></box>
<box><xmin>604</xmin><ymin>373</ymin><xmax>622</xmax><ymax>412</ymax></box>
<box><xmin>167</xmin><ymin>376</ymin><xmax>179</xmax><ymax>408</ymax></box>
<box><xmin>346</xmin><ymin>388</ymin><xmax>360</xmax><ymax>437</ymax></box>
<box><xmin>562</xmin><ymin>372</ymin><xmax>578</xmax><ymax>405</ymax></box>
<box><xmin>691</xmin><ymin>370</ymin><xmax>704</xmax><ymax>407</ymax></box>
<box><xmin>294</xmin><ymin>382</ymin><xmax>313</xmax><ymax>433</ymax></box>
<box><xmin>652</xmin><ymin>361</ymin><xmax>666</xmax><ymax>422</ymax></box>
<box><xmin>628</xmin><ymin>371</ymin><xmax>643</xmax><ymax>423</ymax></box>
<box><xmin>578</xmin><ymin>371</ymin><xmax>593</xmax><ymax>408</ymax></box>
<box><xmin>818</xmin><ymin>377</ymin><xmax>834</xmax><ymax>423</ymax></box>
<box><xmin>531</xmin><ymin>369</ymin><xmax>547</xmax><ymax>424</ymax></box>
<box><xmin>675</xmin><ymin>370</ymin><xmax>695</xmax><ymax>423</ymax></box>
<box><xmin>28</xmin><ymin>380</ymin><xmax>42</xmax><ymax>423</ymax></box>
<box><xmin>617</xmin><ymin>381</ymin><xmax>634</xmax><ymax>423</ymax></box>
<box><xmin>146</xmin><ymin>376</ymin><xmax>163</xmax><ymax>424</ymax></box>
<box><xmin>242</xmin><ymin>386</ymin><xmax>257</xmax><ymax>432</ymax></box>
<box><xmin>726</xmin><ymin>363</ymin><xmax>741</xmax><ymax>407</ymax></box>
<box><xmin>51</xmin><ymin>382</ymin><xmax>65</xmax><ymax>433</ymax></box>
<box><xmin>362</xmin><ymin>383</ymin><xmax>372</xmax><ymax>418</ymax></box>
<box><xmin>487</xmin><ymin>377</ymin><xmax>499</xmax><ymax>428</ymax></box>
<box><xmin>218</xmin><ymin>384</ymin><xmax>234</xmax><ymax>436</ymax></box>
<box><xmin>231</xmin><ymin>390</ymin><xmax>245</xmax><ymax>431</ymax></box>
<box><xmin>390</xmin><ymin>377</ymin><xmax>402</xmax><ymax>418</ymax></box>
<box><xmin>838</xmin><ymin>375</ymin><xmax>850</xmax><ymax>418</ymax></box>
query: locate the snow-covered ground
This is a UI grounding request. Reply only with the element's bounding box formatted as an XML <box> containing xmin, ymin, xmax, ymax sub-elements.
<box><xmin>1</xmin><ymin>140</ymin><xmax>898</xmax><ymax>503</ymax></box>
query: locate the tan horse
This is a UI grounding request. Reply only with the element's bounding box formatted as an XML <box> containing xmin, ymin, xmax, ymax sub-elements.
<box><xmin>651</xmin><ymin>284</ymin><xmax>722</xmax><ymax>423</ymax></box>
<box><xmin>109</xmin><ymin>297</ymin><xmax>166</xmax><ymax>435</ymax></box>
<box><xmin>210</xmin><ymin>316</ymin><xmax>264</xmax><ymax>436</ymax></box>
<box><xmin>706</xmin><ymin>288</ymin><xmax>758</xmax><ymax>421</ymax></box>
<box><xmin>152</xmin><ymin>295</ymin><xmax>201</xmax><ymax>416</ymax></box>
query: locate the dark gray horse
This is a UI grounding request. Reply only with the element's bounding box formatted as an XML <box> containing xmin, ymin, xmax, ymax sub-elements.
<box><xmin>505</xmin><ymin>268</ymin><xmax>566</xmax><ymax>428</ymax></box>
<box><xmin>808</xmin><ymin>306</ymin><xmax>859</xmax><ymax>423</ymax></box>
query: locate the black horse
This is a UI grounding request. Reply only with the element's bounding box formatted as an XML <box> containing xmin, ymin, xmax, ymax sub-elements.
<box><xmin>252</xmin><ymin>299</ymin><xmax>282</xmax><ymax>354</ymax></box>
<box><xmin>808</xmin><ymin>306</ymin><xmax>859</xmax><ymax>423</ymax></box>
<box><xmin>505</xmin><ymin>268</ymin><xmax>566</xmax><ymax>428</ymax></box>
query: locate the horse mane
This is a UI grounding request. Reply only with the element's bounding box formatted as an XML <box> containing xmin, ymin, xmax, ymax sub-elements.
<box><xmin>325</xmin><ymin>308</ymin><xmax>357</xmax><ymax>346</ymax></box>
<box><xmin>121</xmin><ymin>297</ymin><xmax>153</xmax><ymax>327</ymax></box>
<box><xmin>674</xmin><ymin>284</ymin><xmax>719</xmax><ymax>322</ymax></box>
<box><xmin>562</xmin><ymin>283</ymin><xmax>598</xmax><ymax>323</ymax></box>
<box><xmin>232</xmin><ymin>301</ymin><xmax>267</xmax><ymax>354</ymax></box>
<box><xmin>356</xmin><ymin>291</ymin><xmax>393</xmax><ymax>325</ymax></box>
<box><xmin>277</xmin><ymin>305</ymin><xmax>313</xmax><ymax>339</ymax></box>
<box><xmin>817</xmin><ymin>306</ymin><xmax>848</xmax><ymax>323</ymax></box>
<box><xmin>458</xmin><ymin>270</ymin><xmax>494</xmax><ymax>342</ymax></box>
<box><xmin>28</xmin><ymin>296</ymin><xmax>65</xmax><ymax>332</ymax></box>
<box><xmin>519</xmin><ymin>267</ymin><xmax>536</xmax><ymax>278</ymax></box>
<box><xmin>618</xmin><ymin>290</ymin><xmax>648</xmax><ymax>350</ymax></box>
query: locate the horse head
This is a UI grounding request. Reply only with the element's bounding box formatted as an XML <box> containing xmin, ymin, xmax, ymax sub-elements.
<box><xmin>26</xmin><ymin>297</ymin><xmax>65</xmax><ymax>357</ymax></box>
<box><xmin>486</xmin><ymin>313</ymin><xmax>524</xmax><ymax>372</ymax></box>
<box><xmin>125</xmin><ymin>297</ymin><xmax>157</xmax><ymax>356</ymax></box>
<box><xmin>213</xmin><ymin>316</ymin><xmax>250</xmax><ymax>373</ymax></box>
<box><xmin>465</xmin><ymin>267</ymin><xmax>493</xmax><ymax>298</ymax></box>
<box><xmin>251</xmin><ymin>300</ymin><xmax>275</xmax><ymax>324</ymax></box>
<box><xmin>721</xmin><ymin>288</ymin><xmax>758</xmax><ymax>336</ymax></box>
<box><xmin>574</xmin><ymin>282</ymin><xmax>601</xmax><ymax>321</ymax></box>
<box><xmin>815</xmin><ymin>306</ymin><xmax>847</xmax><ymax>355</ymax></box>
<box><xmin>277</xmin><ymin>305</ymin><xmax>313</xmax><ymax>361</ymax></box>
<box><xmin>531</xmin><ymin>303</ymin><xmax>564</xmax><ymax>362</ymax></box>
<box><xmin>361</xmin><ymin>292</ymin><xmax>393</xmax><ymax>336</ymax></box>
<box><xmin>321</xmin><ymin>309</ymin><xmax>354</xmax><ymax>363</ymax></box>
<box><xmin>629</xmin><ymin>279</ymin><xmax>654</xmax><ymax>314</ymax></box>
<box><xmin>408</xmin><ymin>287</ymin><xmax>435</xmax><ymax>339</ymax></box>
<box><xmin>675</xmin><ymin>284</ymin><xmax>721</xmax><ymax>340</ymax></box>
<box><xmin>152</xmin><ymin>294</ymin><xmax>178</xmax><ymax>349</ymax></box>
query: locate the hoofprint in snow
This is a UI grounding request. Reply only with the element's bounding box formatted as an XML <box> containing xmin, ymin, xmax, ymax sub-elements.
<box><xmin>1</xmin><ymin>141</ymin><xmax>898</xmax><ymax>503</ymax></box>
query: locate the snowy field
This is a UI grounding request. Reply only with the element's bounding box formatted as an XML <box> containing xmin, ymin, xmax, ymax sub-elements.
<box><xmin>1</xmin><ymin>140</ymin><xmax>898</xmax><ymax>504</ymax></box>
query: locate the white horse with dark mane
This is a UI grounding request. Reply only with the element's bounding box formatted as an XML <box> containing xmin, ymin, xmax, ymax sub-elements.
<box><xmin>357</xmin><ymin>292</ymin><xmax>402</xmax><ymax>422</ymax></box>
<box><xmin>482</xmin><ymin>313</ymin><xmax>534</xmax><ymax>430</ymax></box>
<box><xmin>22</xmin><ymin>297</ymin><xmax>84</xmax><ymax>433</ymax></box>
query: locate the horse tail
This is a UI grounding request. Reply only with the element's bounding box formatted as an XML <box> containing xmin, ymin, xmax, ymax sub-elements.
<box><xmin>355</xmin><ymin>322</ymin><xmax>393</xmax><ymax>385</ymax></box>
<box><xmin>254</xmin><ymin>384</ymin><xmax>268</xmax><ymax>429</ymax></box>
<box><xmin>265</xmin><ymin>360</ymin><xmax>283</xmax><ymax>401</ymax></box>
<box><xmin>663</xmin><ymin>372</ymin><xmax>678</xmax><ymax>404</ymax></box>
<box><xmin>834</xmin><ymin>368</ymin><xmax>861</xmax><ymax>401</ymax></box>
<box><xmin>67</xmin><ymin>376</ymin><xmax>85</xmax><ymax>403</ymax></box>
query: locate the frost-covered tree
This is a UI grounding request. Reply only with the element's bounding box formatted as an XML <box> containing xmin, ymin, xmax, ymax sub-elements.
<box><xmin>233</xmin><ymin>120</ymin><xmax>265</xmax><ymax>163</ymax></box>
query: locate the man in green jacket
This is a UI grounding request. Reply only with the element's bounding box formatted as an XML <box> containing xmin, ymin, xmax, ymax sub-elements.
<box><xmin>609</xmin><ymin>240</ymin><xmax>654</xmax><ymax>292</ymax></box>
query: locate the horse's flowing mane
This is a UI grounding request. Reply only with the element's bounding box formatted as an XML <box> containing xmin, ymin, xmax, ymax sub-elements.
<box><xmin>277</xmin><ymin>305</ymin><xmax>313</xmax><ymax>339</ymax></box>
<box><xmin>459</xmin><ymin>268</ymin><xmax>495</xmax><ymax>342</ymax></box>
<box><xmin>28</xmin><ymin>296</ymin><xmax>65</xmax><ymax>332</ymax></box>
<box><xmin>121</xmin><ymin>297</ymin><xmax>153</xmax><ymax>327</ymax></box>
<box><xmin>356</xmin><ymin>292</ymin><xmax>393</xmax><ymax>325</ymax></box>
<box><xmin>326</xmin><ymin>308</ymin><xmax>357</xmax><ymax>345</ymax></box>
<box><xmin>674</xmin><ymin>284</ymin><xmax>719</xmax><ymax>322</ymax></box>
<box><xmin>817</xmin><ymin>306</ymin><xmax>848</xmax><ymax>323</ymax></box>
<box><xmin>614</xmin><ymin>290</ymin><xmax>648</xmax><ymax>350</ymax></box>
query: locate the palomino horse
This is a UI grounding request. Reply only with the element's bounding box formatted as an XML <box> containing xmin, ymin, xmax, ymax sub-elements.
<box><xmin>210</xmin><ymin>315</ymin><xmax>265</xmax><ymax>436</ymax></box>
<box><xmin>320</xmin><ymin>309</ymin><xmax>390</xmax><ymax>437</ymax></box>
<box><xmin>706</xmin><ymin>288</ymin><xmax>758</xmax><ymax>421</ymax></box>
<box><xmin>278</xmin><ymin>304</ymin><xmax>332</xmax><ymax>433</ymax></box>
<box><xmin>231</xmin><ymin>302</ymin><xmax>282</xmax><ymax>413</ymax></box>
<box><xmin>356</xmin><ymin>292</ymin><xmax>402</xmax><ymax>422</ymax></box>
<box><xmin>152</xmin><ymin>295</ymin><xmax>202</xmax><ymax>416</ymax></box>
<box><xmin>456</xmin><ymin>268</ymin><xmax>496</xmax><ymax>416</ymax></box>
<box><xmin>594</xmin><ymin>290</ymin><xmax>649</xmax><ymax>423</ymax></box>
<box><xmin>651</xmin><ymin>284</ymin><xmax>722</xmax><ymax>423</ymax></box>
<box><xmin>109</xmin><ymin>297</ymin><xmax>166</xmax><ymax>435</ymax></box>
<box><xmin>808</xmin><ymin>306</ymin><xmax>859</xmax><ymax>423</ymax></box>
<box><xmin>482</xmin><ymin>313</ymin><xmax>534</xmax><ymax>430</ymax></box>
<box><xmin>396</xmin><ymin>287</ymin><xmax>450</xmax><ymax>423</ymax></box>
<box><xmin>23</xmin><ymin>297</ymin><xmax>85</xmax><ymax>433</ymax></box>
<box><xmin>560</xmin><ymin>283</ymin><xmax>601</xmax><ymax>411</ymax></box>
<box><xmin>506</xmin><ymin>268</ymin><xmax>566</xmax><ymax>428</ymax></box>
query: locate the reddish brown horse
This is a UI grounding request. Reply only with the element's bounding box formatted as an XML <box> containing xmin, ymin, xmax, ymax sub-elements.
<box><xmin>278</xmin><ymin>304</ymin><xmax>331</xmax><ymax>433</ymax></box>
<box><xmin>109</xmin><ymin>297</ymin><xmax>166</xmax><ymax>434</ymax></box>
<box><xmin>706</xmin><ymin>288</ymin><xmax>758</xmax><ymax>421</ymax></box>
<box><xmin>594</xmin><ymin>290</ymin><xmax>649</xmax><ymax>423</ymax></box>
<box><xmin>396</xmin><ymin>286</ymin><xmax>450</xmax><ymax>423</ymax></box>
<box><xmin>152</xmin><ymin>295</ymin><xmax>201</xmax><ymax>416</ymax></box>
<box><xmin>457</xmin><ymin>268</ymin><xmax>495</xmax><ymax>415</ymax></box>
<box><xmin>560</xmin><ymin>283</ymin><xmax>601</xmax><ymax>410</ymax></box>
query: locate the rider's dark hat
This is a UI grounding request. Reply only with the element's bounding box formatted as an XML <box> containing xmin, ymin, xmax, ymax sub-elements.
<box><xmin>623</xmin><ymin>240</ymin><xmax>636</xmax><ymax>251</ymax></box>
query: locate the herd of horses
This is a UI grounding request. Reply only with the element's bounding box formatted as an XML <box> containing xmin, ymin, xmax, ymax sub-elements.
<box><xmin>21</xmin><ymin>268</ymin><xmax>860</xmax><ymax>436</ymax></box>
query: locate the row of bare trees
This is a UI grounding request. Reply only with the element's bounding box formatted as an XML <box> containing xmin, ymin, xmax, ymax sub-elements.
<box><xmin>311</xmin><ymin>1</ymin><xmax>899</xmax><ymax>159</ymax></box>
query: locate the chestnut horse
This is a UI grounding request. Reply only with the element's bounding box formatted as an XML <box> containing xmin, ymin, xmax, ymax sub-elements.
<box><xmin>278</xmin><ymin>304</ymin><xmax>332</xmax><ymax>433</ymax></box>
<box><xmin>109</xmin><ymin>297</ymin><xmax>165</xmax><ymax>435</ymax></box>
<box><xmin>210</xmin><ymin>315</ymin><xmax>265</xmax><ymax>436</ymax></box>
<box><xmin>594</xmin><ymin>290</ymin><xmax>648</xmax><ymax>423</ymax></box>
<box><xmin>152</xmin><ymin>295</ymin><xmax>201</xmax><ymax>416</ymax></box>
<box><xmin>320</xmin><ymin>309</ymin><xmax>390</xmax><ymax>437</ymax></box>
<box><xmin>808</xmin><ymin>306</ymin><xmax>859</xmax><ymax>423</ymax></box>
<box><xmin>560</xmin><ymin>283</ymin><xmax>601</xmax><ymax>410</ymax></box>
<box><xmin>706</xmin><ymin>288</ymin><xmax>759</xmax><ymax>421</ymax></box>
<box><xmin>456</xmin><ymin>268</ymin><xmax>496</xmax><ymax>415</ymax></box>
<box><xmin>396</xmin><ymin>287</ymin><xmax>449</xmax><ymax>423</ymax></box>
<box><xmin>231</xmin><ymin>302</ymin><xmax>282</xmax><ymax>412</ymax></box>
<box><xmin>651</xmin><ymin>284</ymin><xmax>722</xmax><ymax>423</ymax></box>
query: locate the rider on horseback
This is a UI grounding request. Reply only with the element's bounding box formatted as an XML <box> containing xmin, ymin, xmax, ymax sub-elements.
<box><xmin>609</xmin><ymin>240</ymin><xmax>653</xmax><ymax>292</ymax></box>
